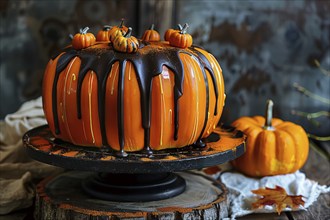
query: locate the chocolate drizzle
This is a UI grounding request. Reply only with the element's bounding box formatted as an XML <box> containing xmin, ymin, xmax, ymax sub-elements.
<box><xmin>189</xmin><ymin>47</ymin><xmax>219</xmax><ymax>115</ymax></box>
<box><xmin>118</xmin><ymin>61</ymin><xmax>125</xmax><ymax>154</ymax></box>
<box><xmin>51</xmin><ymin>43</ymin><xmax>219</xmax><ymax>155</ymax></box>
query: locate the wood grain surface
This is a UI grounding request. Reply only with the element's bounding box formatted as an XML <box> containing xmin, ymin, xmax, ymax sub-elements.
<box><xmin>35</xmin><ymin>171</ymin><xmax>229</xmax><ymax>219</ymax></box>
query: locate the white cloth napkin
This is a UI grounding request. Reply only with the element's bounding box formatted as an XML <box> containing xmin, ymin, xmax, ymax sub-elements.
<box><xmin>220</xmin><ymin>171</ymin><xmax>330</xmax><ymax>219</ymax></box>
<box><xmin>0</xmin><ymin>97</ymin><xmax>46</xmax><ymax>146</ymax></box>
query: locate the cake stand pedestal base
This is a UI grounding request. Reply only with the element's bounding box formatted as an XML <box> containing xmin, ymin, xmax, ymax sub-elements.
<box><xmin>35</xmin><ymin>171</ymin><xmax>229</xmax><ymax>219</ymax></box>
<box><xmin>82</xmin><ymin>172</ymin><xmax>186</xmax><ymax>202</ymax></box>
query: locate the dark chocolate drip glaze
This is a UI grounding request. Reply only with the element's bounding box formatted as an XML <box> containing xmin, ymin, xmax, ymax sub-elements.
<box><xmin>51</xmin><ymin>43</ymin><xmax>219</xmax><ymax>153</ymax></box>
<box><xmin>51</xmin><ymin>47</ymin><xmax>73</xmax><ymax>60</ymax></box>
<box><xmin>129</xmin><ymin>49</ymin><xmax>184</xmax><ymax>145</ymax></box>
<box><xmin>197</xmin><ymin>61</ymin><xmax>210</xmax><ymax>141</ymax></box>
<box><xmin>76</xmin><ymin>54</ymin><xmax>98</xmax><ymax>118</ymax></box>
<box><xmin>179</xmin><ymin>50</ymin><xmax>210</xmax><ymax>142</ymax></box>
<box><xmin>97</xmin><ymin>60</ymin><xmax>115</xmax><ymax>146</ymax></box>
<box><xmin>118</xmin><ymin>61</ymin><xmax>125</xmax><ymax>153</ymax></box>
<box><xmin>189</xmin><ymin>47</ymin><xmax>219</xmax><ymax>115</ymax></box>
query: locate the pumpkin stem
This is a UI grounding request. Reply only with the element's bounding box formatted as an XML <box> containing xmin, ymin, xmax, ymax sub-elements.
<box><xmin>103</xmin><ymin>25</ymin><xmax>112</xmax><ymax>31</ymax></box>
<box><xmin>180</xmin><ymin>23</ymin><xmax>189</xmax><ymax>34</ymax></box>
<box><xmin>81</xmin><ymin>27</ymin><xmax>89</xmax><ymax>34</ymax></box>
<box><xmin>124</xmin><ymin>27</ymin><xmax>133</xmax><ymax>38</ymax></box>
<box><xmin>149</xmin><ymin>24</ymin><xmax>155</xmax><ymax>30</ymax></box>
<box><xmin>119</xmin><ymin>19</ymin><xmax>125</xmax><ymax>28</ymax></box>
<box><xmin>177</xmin><ymin>24</ymin><xmax>183</xmax><ymax>31</ymax></box>
<box><xmin>264</xmin><ymin>99</ymin><xmax>274</xmax><ymax>129</ymax></box>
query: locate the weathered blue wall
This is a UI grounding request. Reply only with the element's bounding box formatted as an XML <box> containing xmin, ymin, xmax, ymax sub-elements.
<box><xmin>1</xmin><ymin>0</ymin><xmax>329</xmax><ymax>135</ymax></box>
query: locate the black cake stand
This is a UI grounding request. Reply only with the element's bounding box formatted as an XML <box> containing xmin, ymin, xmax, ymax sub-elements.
<box><xmin>23</xmin><ymin>125</ymin><xmax>246</xmax><ymax>219</ymax></box>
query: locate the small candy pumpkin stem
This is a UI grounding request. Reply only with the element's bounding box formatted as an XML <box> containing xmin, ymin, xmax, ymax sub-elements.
<box><xmin>149</xmin><ymin>24</ymin><xmax>155</xmax><ymax>30</ymax></box>
<box><xmin>180</xmin><ymin>23</ymin><xmax>189</xmax><ymax>34</ymax></box>
<box><xmin>264</xmin><ymin>99</ymin><xmax>274</xmax><ymax>129</ymax></box>
<box><xmin>124</xmin><ymin>27</ymin><xmax>132</xmax><ymax>38</ymax></box>
<box><xmin>119</xmin><ymin>19</ymin><xmax>125</xmax><ymax>28</ymax></box>
<box><xmin>81</xmin><ymin>27</ymin><xmax>89</xmax><ymax>34</ymax></box>
<box><xmin>177</xmin><ymin>24</ymin><xmax>183</xmax><ymax>31</ymax></box>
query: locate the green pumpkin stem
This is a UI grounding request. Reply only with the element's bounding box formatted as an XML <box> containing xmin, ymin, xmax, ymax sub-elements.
<box><xmin>150</xmin><ymin>24</ymin><xmax>155</xmax><ymax>30</ymax></box>
<box><xmin>119</xmin><ymin>19</ymin><xmax>125</xmax><ymax>28</ymax></box>
<box><xmin>124</xmin><ymin>27</ymin><xmax>133</xmax><ymax>38</ymax></box>
<box><xmin>264</xmin><ymin>99</ymin><xmax>274</xmax><ymax>130</ymax></box>
<box><xmin>81</xmin><ymin>27</ymin><xmax>89</xmax><ymax>34</ymax></box>
<box><xmin>180</xmin><ymin>23</ymin><xmax>189</xmax><ymax>34</ymax></box>
<box><xmin>177</xmin><ymin>24</ymin><xmax>183</xmax><ymax>31</ymax></box>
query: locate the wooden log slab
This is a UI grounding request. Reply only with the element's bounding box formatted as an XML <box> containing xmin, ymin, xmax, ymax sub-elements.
<box><xmin>35</xmin><ymin>171</ymin><xmax>229</xmax><ymax>219</ymax></box>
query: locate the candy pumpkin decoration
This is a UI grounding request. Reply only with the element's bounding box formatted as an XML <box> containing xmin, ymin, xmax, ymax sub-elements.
<box><xmin>164</xmin><ymin>24</ymin><xmax>182</xmax><ymax>41</ymax></box>
<box><xmin>96</xmin><ymin>25</ymin><xmax>112</xmax><ymax>41</ymax></box>
<box><xmin>113</xmin><ymin>27</ymin><xmax>139</xmax><ymax>53</ymax></box>
<box><xmin>72</xmin><ymin>27</ymin><xmax>96</xmax><ymax>50</ymax></box>
<box><xmin>231</xmin><ymin>100</ymin><xmax>309</xmax><ymax>177</ymax></box>
<box><xmin>142</xmin><ymin>24</ymin><xmax>160</xmax><ymax>42</ymax></box>
<box><xmin>108</xmin><ymin>19</ymin><xmax>128</xmax><ymax>42</ymax></box>
<box><xmin>42</xmin><ymin>35</ymin><xmax>225</xmax><ymax>155</ymax></box>
<box><xmin>169</xmin><ymin>23</ymin><xmax>193</xmax><ymax>48</ymax></box>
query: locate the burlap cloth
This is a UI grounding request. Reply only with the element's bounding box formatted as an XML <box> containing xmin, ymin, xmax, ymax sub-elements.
<box><xmin>0</xmin><ymin>97</ymin><xmax>62</xmax><ymax>216</ymax></box>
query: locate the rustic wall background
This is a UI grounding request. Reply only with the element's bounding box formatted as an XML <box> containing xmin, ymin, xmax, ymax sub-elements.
<box><xmin>1</xmin><ymin>0</ymin><xmax>329</xmax><ymax>136</ymax></box>
<box><xmin>177</xmin><ymin>0</ymin><xmax>330</xmax><ymax>136</ymax></box>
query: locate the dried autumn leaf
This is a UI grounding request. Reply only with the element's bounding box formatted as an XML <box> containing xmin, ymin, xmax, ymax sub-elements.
<box><xmin>251</xmin><ymin>185</ymin><xmax>305</xmax><ymax>214</ymax></box>
<box><xmin>203</xmin><ymin>166</ymin><xmax>222</xmax><ymax>175</ymax></box>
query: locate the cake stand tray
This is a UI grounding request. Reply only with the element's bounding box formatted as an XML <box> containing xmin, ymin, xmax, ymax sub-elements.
<box><xmin>23</xmin><ymin>124</ymin><xmax>245</xmax><ymax>173</ymax></box>
<box><xmin>24</xmin><ymin>125</ymin><xmax>245</xmax><ymax>219</ymax></box>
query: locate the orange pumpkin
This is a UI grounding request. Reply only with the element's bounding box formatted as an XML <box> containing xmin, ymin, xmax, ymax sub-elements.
<box><xmin>108</xmin><ymin>19</ymin><xmax>128</xmax><ymax>42</ymax></box>
<box><xmin>96</xmin><ymin>25</ymin><xmax>112</xmax><ymax>41</ymax></box>
<box><xmin>231</xmin><ymin>100</ymin><xmax>309</xmax><ymax>177</ymax></box>
<box><xmin>164</xmin><ymin>24</ymin><xmax>182</xmax><ymax>41</ymax></box>
<box><xmin>169</xmin><ymin>23</ymin><xmax>193</xmax><ymax>48</ymax></box>
<box><xmin>142</xmin><ymin>24</ymin><xmax>160</xmax><ymax>42</ymax></box>
<box><xmin>113</xmin><ymin>27</ymin><xmax>139</xmax><ymax>53</ymax></box>
<box><xmin>72</xmin><ymin>27</ymin><xmax>96</xmax><ymax>50</ymax></box>
<box><xmin>42</xmin><ymin>39</ymin><xmax>225</xmax><ymax>155</ymax></box>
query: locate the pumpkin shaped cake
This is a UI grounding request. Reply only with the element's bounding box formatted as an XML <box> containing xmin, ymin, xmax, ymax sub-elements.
<box><xmin>42</xmin><ymin>25</ymin><xmax>225</xmax><ymax>156</ymax></box>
